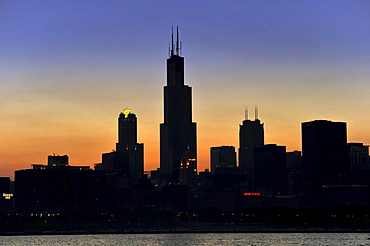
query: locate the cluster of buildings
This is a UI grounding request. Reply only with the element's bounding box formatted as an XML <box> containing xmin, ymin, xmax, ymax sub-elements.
<box><xmin>1</xmin><ymin>29</ymin><xmax>369</xmax><ymax>214</ymax></box>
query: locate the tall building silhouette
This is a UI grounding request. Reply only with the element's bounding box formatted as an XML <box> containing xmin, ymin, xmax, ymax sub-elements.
<box><xmin>15</xmin><ymin>155</ymin><xmax>105</xmax><ymax>213</ymax></box>
<box><xmin>238</xmin><ymin>107</ymin><xmax>264</xmax><ymax>189</ymax></box>
<box><xmin>160</xmin><ymin>27</ymin><xmax>197</xmax><ymax>183</ymax></box>
<box><xmin>302</xmin><ymin>120</ymin><xmax>347</xmax><ymax>178</ymax></box>
<box><xmin>347</xmin><ymin>143</ymin><xmax>369</xmax><ymax>170</ymax></box>
<box><xmin>301</xmin><ymin>120</ymin><xmax>347</xmax><ymax>207</ymax></box>
<box><xmin>210</xmin><ymin>146</ymin><xmax>237</xmax><ymax>173</ymax></box>
<box><xmin>99</xmin><ymin>109</ymin><xmax>144</xmax><ymax>184</ymax></box>
<box><xmin>254</xmin><ymin>144</ymin><xmax>287</xmax><ymax>195</ymax></box>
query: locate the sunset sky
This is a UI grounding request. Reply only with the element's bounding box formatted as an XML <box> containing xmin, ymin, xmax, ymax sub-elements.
<box><xmin>1</xmin><ymin>1</ymin><xmax>369</xmax><ymax>178</ymax></box>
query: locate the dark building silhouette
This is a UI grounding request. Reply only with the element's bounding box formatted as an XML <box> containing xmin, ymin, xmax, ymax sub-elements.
<box><xmin>302</xmin><ymin>120</ymin><xmax>347</xmax><ymax>178</ymax></box>
<box><xmin>347</xmin><ymin>143</ymin><xmax>369</xmax><ymax>170</ymax></box>
<box><xmin>0</xmin><ymin>177</ymin><xmax>13</xmax><ymax>212</ymax></box>
<box><xmin>179</xmin><ymin>148</ymin><xmax>197</xmax><ymax>185</ymax></box>
<box><xmin>319</xmin><ymin>143</ymin><xmax>370</xmax><ymax>207</ymax></box>
<box><xmin>15</xmin><ymin>155</ymin><xmax>105</xmax><ymax>213</ymax></box>
<box><xmin>160</xmin><ymin>27</ymin><xmax>197</xmax><ymax>183</ymax></box>
<box><xmin>48</xmin><ymin>154</ymin><xmax>69</xmax><ymax>166</ymax></box>
<box><xmin>254</xmin><ymin>144</ymin><xmax>287</xmax><ymax>195</ymax></box>
<box><xmin>97</xmin><ymin>109</ymin><xmax>144</xmax><ymax>184</ymax></box>
<box><xmin>321</xmin><ymin>171</ymin><xmax>370</xmax><ymax>207</ymax></box>
<box><xmin>94</xmin><ymin>109</ymin><xmax>148</xmax><ymax>210</ymax></box>
<box><xmin>286</xmin><ymin>151</ymin><xmax>303</xmax><ymax>195</ymax></box>
<box><xmin>210</xmin><ymin>146</ymin><xmax>236</xmax><ymax>173</ymax></box>
<box><xmin>301</xmin><ymin>120</ymin><xmax>348</xmax><ymax>207</ymax></box>
<box><xmin>286</xmin><ymin>151</ymin><xmax>302</xmax><ymax>169</ymax></box>
<box><xmin>238</xmin><ymin>108</ymin><xmax>264</xmax><ymax>190</ymax></box>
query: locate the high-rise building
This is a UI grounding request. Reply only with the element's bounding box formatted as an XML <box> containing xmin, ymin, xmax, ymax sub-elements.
<box><xmin>347</xmin><ymin>143</ymin><xmax>369</xmax><ymax>170</ymax></box>
<box><xmin>302</xmin><ymin>120</ymin><xmax>347</xmax><ymax>178</ymax></box>
<box><xmin>210</xmin><ymin>146</ymin><xmax>237</xmax><ymax>173</ymax></box>
<box><xmin>160</xmin><ymin>27</ymin><xmax>197</xmax><ymax>183</ymax></box>
<box><xmin>254</xmin><ymin>144</ymin><xmax>287</xmax><ymax>195</ymax></box>
<box><xmin>301</xmin><ymin>120</ymin><xmax>347</xmax><ymax>207</ymax></box>
<box><xmin>15</xmin><ymin>156</ymin><xmax>105</xmax><ymax>213</ymax></box>
<box><xmin>238</xmin><ymin>108</ymin><xmax>264</xmax><ymax>189</ymax></box>
<box><xmin>99</xmin><ymin>109</ymin><xmax>144</xmax><ymax>184</ymax></box>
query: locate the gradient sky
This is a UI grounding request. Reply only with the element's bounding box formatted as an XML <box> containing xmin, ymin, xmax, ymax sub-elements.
<box><xmin>1</xmin><ymin>0</ymin><xmax>369</xmax><ymax>179</ymax></box>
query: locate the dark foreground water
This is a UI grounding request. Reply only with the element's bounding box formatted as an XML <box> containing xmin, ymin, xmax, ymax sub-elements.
<box><xmin>0</xmin><ymin>233</ymin><xmax>370</xmax><ymax>246</ymax></box>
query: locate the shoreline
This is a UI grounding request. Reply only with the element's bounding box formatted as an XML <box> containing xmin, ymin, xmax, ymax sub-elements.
<box><xmin>2</xmin><ymin>229</ymin><xmax>370</xmax><ymax>236</ymax></box>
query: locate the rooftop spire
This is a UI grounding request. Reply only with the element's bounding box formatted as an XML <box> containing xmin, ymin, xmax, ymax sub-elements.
<box><xmin>169</xmin><ymin>26</ymin><xmax>181</xmax><ymax>57</ymax></box>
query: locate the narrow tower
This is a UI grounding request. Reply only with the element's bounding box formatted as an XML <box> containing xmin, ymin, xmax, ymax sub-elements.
<box><xmin>100</xmin><ymin>108</ymin><xmax>144</xmax><ymax>184</ymax></box>
<box><xmin>160</xmin><ymin>27</ymin><xmax>197</xmax><ymax>183</ymax></box>
<box><xmin>239</xmin><ymin>107</ymin><xmax>264</xmax><ymax>190</ymax></box>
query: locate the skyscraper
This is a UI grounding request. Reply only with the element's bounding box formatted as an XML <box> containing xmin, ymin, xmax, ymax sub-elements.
<box><xmin>302</xmin><ymin>120</ymin><xmax>347</xmax><ymax>178</ymax></box>
<box><xmin>210</xmin><ymin>146</ymin><xmax>236</xmax><ymax>173</ymax></box>
<box><xmin>254</xmin><ymin>144</ymin><xmax>287</xmax><ymax>195</ymax></box>
<box><xmin>347</xmin><ymin>143</ymin><xmax>369</xmax><ymax>170</ymax></box>
<box><xmin>100</xmin><ymin>109</ymin><xmax>144</xmax><ymax>184</ymax></box>
<box><xmin>160</xmin><ymin>27</ymin><xmax>197</xmax><ymax>183</ymax></box>
<box><xmin>238</xmin><ymin>107</ymin><xmax>264</xmax><ymax>188</ymax></box>
<box><xmin>301</xmin><ymin>120</ymin><xmax>347</xmax><ymax>207</ymax></box>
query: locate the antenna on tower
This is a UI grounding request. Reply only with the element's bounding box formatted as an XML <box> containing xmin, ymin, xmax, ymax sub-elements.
<box><xmin>176</xmin><ymin>26</ymin><xmax>179</xmax><ymax>56</ymax></box>
<box><xmin>245</xmin><ymin>107</ymin><xmax>248</xmax><ymax>120</ymax></box>
<box><xmin>255</xmin><ymin>105</ymin><xmax>259</xmax><ymax>120</ymax></box>
<box><xmin>171</xmin><ymin>26</ymin><xmax>174</xmax><ymax>56</ymax></box>
<box><xmin>169</xmin><ymin>26</ymin><xmax>182</xmax><ymax>57</ymax></box>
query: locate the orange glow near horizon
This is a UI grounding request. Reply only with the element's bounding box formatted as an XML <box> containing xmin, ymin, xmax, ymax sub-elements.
<box><xmin>2</xmin><ymin>111</ymin><xmax>368</xmax><ymax>180</ymax></box>
<box><xmin>1</xmin><ymin>1</ymin><xmax>369</xmax><ymax>180</ymax></box>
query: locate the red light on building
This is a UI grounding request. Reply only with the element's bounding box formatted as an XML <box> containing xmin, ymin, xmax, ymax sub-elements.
<box><xmin>242</xmin><ymin>193</ymin><xmax>261</xmax><ymax>196</ymax></box>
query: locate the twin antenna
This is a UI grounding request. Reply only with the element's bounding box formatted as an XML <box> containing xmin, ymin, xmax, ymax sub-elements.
<box><xmin>169</xmin><ymin>26</ymin><xmax>182</xmax><ymax>57</ymax></box>
<box><xmin>245</xmin><ymin>106</ymin><xmax>259</xmax><ymax>120</ymax></box>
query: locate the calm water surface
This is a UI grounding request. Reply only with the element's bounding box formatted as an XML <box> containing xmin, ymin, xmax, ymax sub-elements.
<box><xmin>1</xmin><ymin>233</ymin><xmax>370</xmax><ymax>246</ymax></box>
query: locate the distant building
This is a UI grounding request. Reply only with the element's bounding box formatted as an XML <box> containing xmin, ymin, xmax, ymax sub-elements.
<box><xmin>239</xmin><ymin>109</ymin><xmax>264</xmax><ymax>190</ymax></box>
<box><xmin>301</xmin><ymin>120</ymin><xmax>347</xmax><ymax>207</ymax></box>
<box><xmin>160</xmin><ymin>27</ymin><xmax>197</xmax><ymax>183</ymax></box>
<box><xmin>286</xmin><ymin>151</ymin><xmax>302</xmax><ymax>169</ymax></box>
<box><xmin>94</xmin><ymin>109</ymin><xmax>146</xmax><ymax>210</ymax></box>
<box><xmin>48</xmin><ymin>154</ymin><xmax>69</xmax><ymax>166</ymax></box>
<box><xmin>321</xmin><ymin>171</ymin><xmax>369</xmax><ymax>207</ymax></box>
<box><xmin>347</xmin><ymin>143</ymin><xmax>369</xmax><ymax>170</ymax></box>
<box><xmin>179</xmin><ymin>148</ymin><xmax>197</xmax><ymax>185</ymax></box>
<box><xmin>98</xmin><ymin>108</ymin><xmax>144</xmax><ymax>184</ymax></box>
<box><xmin>286</xmin><ymin>151</ymin><xmax>303</xmax><ymax>195</ymax></box>
<box><xmin>302</xmin><ymin>120</ymin><xmax>347</xmax><ymax>178</ymax></box>
<box><xmin>210</xmin><ymin>146</ymin><xmax>236</xmax><ymax>173</ymax></box>
<box><xmin>254</xmin><ymin>144</ymin><xmax>287</xmax><ymax>195</ymax></box>
<box><xmin>15</xmin><ymin>155</ymin><xmax>105</xmax><ymax>213</ymax></box>
<box><xmin>0</xmin><ymin>177</ymin><xmax>13</xmax><ymax>212</ymax></box>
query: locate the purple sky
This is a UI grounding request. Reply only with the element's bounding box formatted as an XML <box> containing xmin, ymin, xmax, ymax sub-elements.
<box><xmin>1</xmin><ymin>0</ymin><xmax>369</xmax><ymax>177</ymax></box>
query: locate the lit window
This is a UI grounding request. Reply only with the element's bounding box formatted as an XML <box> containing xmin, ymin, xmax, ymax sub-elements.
<box><xmin>2</xmin><ymin>193</ymin><xmax>13</xmax><ymax>200</ymax></box>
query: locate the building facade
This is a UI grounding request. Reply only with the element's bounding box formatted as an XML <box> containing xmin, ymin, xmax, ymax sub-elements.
<box><xmin>347</xmin><ymin>143</ymin><xmax>369</xmax><ymax>170</ymax></box>
<box><xmin>210</xmin><ymin>146</ymin><xmax>237</xmax><ymax>173</ymax></box>
<box><xmin>238</xmin><ymin>112</ymin><xmax>264</xmax><ymax>191</ymax></box>
<box><xmin>254</xmin><ymin>144</ymin><xmax>287</xmax><ymax>195</ymax></box>
<box><xmin>98</xmin><ymin>109</ymin><xmax>144</xmax><ymax>184</ymax></box>
<box><xmin>15</xmin><ymin>156</ymin><xmax>105</xmax><ymax>213</ymax></box>
<box><xmin>301</xmin><ymin>120</ymin><xmax>347</xmax><ymax>207</ymax></box>
<box><xmin>160</xmin><ymin>27</ymin><xmax>197</xmax><ymax>183</ymax></box>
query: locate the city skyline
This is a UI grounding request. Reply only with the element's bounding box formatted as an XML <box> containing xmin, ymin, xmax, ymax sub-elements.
<box><xmin>1</xmin><ymin>1</ymin><xmax>370</xmax><ymax>178</ymax></box>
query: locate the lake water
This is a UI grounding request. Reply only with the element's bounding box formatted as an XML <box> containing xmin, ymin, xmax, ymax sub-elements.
<box><xmin>0</xmin><ymin>233</ymin><xmax>370</xmax><ymax>246</ymax></box>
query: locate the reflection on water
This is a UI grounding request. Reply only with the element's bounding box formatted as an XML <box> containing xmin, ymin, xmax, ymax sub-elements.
<box><xmin>1</xmin><ymin>233</ymin><xmax>370</xmax><ymax>246</ymax></box>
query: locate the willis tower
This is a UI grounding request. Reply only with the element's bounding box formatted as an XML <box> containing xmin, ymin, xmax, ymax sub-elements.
<box><xmin>160</xmin><ymin>27</ymin><xmax>197</xmax><ymax>183</ymax></box>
